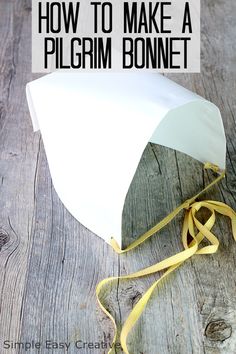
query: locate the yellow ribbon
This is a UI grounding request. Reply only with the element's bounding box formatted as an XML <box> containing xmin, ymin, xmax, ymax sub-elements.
<box><xmin>96</xmin><ymin>163</ymin><xmax>236</xmax><ymax>354</ymax></box>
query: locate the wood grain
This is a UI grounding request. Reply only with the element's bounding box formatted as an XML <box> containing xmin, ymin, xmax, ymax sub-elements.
<box><xmin>0</xmin><ymin>0</ymin><xmax>235</xmax><ymax>353</ymax></box>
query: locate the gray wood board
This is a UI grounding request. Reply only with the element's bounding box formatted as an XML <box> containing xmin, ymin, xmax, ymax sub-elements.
<box><xmin>0</xmin><ymin>0</ymin><xmax>236</xmax><ymax>353</ymax></box>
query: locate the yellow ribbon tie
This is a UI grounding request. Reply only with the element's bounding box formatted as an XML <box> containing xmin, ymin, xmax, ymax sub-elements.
<box><xmin>96</xmin><ymin>163</ymin><xmax>236</xmax><ymax>354</ymax></box>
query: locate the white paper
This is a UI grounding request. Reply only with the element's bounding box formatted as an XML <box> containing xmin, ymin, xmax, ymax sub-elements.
<box><xmin>26</xmin><ymin>73</ymin><xmax>226</xmax><ymax>246</ymax></box>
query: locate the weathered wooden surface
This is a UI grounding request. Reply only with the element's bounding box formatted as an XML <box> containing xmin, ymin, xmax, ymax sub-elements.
<box><xmin>0</xmin><ymin>0</ymin><xmax>236</xmax><ymax>353</ymax></box>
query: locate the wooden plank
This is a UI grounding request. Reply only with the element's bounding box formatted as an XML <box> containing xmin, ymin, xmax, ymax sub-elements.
<box><xmin>0</xmin><ymin>0</ymin><xmax>235</xmax><ymax>353</ymax></box>
<box><xmin>0</xmin><ymin>0</ymin><xmax>41</xmax><ymax>350</ymax></box>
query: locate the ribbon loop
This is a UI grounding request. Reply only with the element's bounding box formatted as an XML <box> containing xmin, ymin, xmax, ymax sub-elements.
<box><xmin>96</xmin><ymin>163</ymin><xmax>236</xmax><ymax>354</ymax></box>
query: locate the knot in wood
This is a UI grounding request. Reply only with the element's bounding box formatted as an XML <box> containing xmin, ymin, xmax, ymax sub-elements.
<box><xmin>0</xmin><ymin>229</ymin><xmax>10</xmax><ymax>251</ymax></box>
<box><xmin>205</xmin><ymin>319</ymin><xmax>232</xmax><ymax>342</ymax></box>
